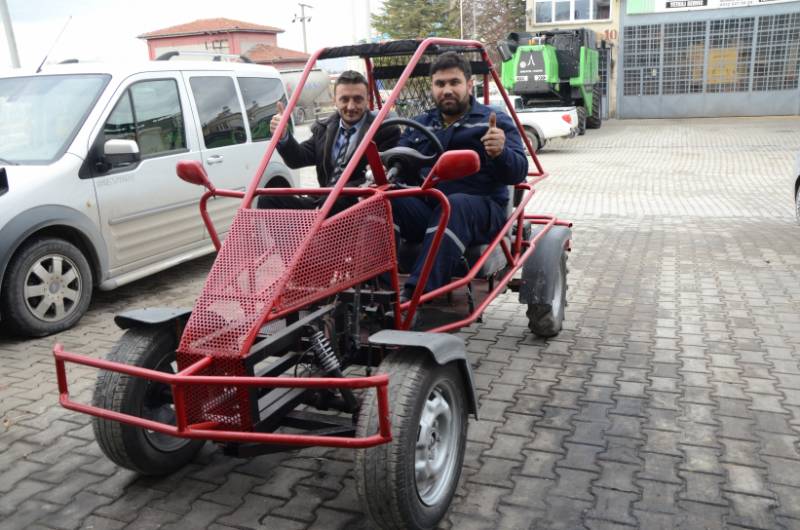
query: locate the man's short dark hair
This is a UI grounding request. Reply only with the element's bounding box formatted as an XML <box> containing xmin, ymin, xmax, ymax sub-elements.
<box><xmin>334</xmin><ymin>70</ymin><xmax>368</xmax><ymax>91</ymax></box>
<box><xmin>430</xmin><ymin>52</ymin><xmax>472</xmax><ymax>79</ymax></box>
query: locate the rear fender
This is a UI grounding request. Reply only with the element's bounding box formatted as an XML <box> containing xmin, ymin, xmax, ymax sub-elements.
<box><xmin>368</xmin><ymin>330</ymin><xmax>479</xmax><ymax>418</ymax></box>
<box><xmin>114</xmin><ymin>307</ymin><xmax>192</xmax><ymax>332</ymax></box>
<box><xmin>519</xmin><ymin>225</ymin><xmax>571</xmax><ymax>305</ymax></box>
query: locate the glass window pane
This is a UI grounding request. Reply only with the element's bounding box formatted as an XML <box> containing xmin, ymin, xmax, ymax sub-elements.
<box><xmin>129</xmin><ymin>80</ymin><xmax>186</xmax><ymax>157</ymax></box>
<box><xmin>595</xmin><ymin>0</ymin><xmax>610</xmax><ymax>19</ymax></box>
<box><xmin>575</xmin><ymin>0</ymin><xmax>591</xmax><ymax>21</ymax></box>
<box><xmin>555</xmin><ymin>1</ymin><xmax>571</xmax><ymax>21</ymax></box>
<box><xmin>535</xmin><ymin>1</ymin><xmax>553</xmax><ymax>23</ymax></box>
<box><xmin>238</xmin><ymin>77</ymin><xmax>286</xmax><ymax>141</ymax></box>
<box><xmin>189</xmin><ymin>76</ymin><xmax>247</xmax><ymax>148</ymax></box>
<box><xmin>103</xmin><ymin>93</ymin><xmax>136</xmax><ymax>144</ymax></box>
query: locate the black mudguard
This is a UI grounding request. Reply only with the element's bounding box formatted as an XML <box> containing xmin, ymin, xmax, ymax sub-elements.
<box><xmin>519</xmin><ymin>225</ymin><xmax>571</xmax><ymax>305</ymax></box>
<box><xmin>114</xmin><ymin>307</ymin><xmax>192</xmax><ymax>330</ymax></box>
<box><xmin>368</xmin><ymin>330</ymin><xmax>479</xmax><ymax>418</ymax></box>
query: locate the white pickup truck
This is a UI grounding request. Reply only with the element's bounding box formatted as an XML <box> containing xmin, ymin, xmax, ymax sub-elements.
<box><xmin>489</xmin><ymin>95</ymin><xmax>579</xmax><ymax>153</ymax></box>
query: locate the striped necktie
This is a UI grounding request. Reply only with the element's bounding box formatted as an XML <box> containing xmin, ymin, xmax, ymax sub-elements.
<box><xmin>332</xmin><ymin>127</ymin><xmax>356</xmax><ymax>182</ymax></box>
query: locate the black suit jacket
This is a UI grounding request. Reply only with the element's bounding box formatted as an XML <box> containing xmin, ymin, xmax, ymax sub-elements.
<box><xmin>276</xmin><ymin>111</ymin><xmax>400</xmax><ymax>187</ymax></box>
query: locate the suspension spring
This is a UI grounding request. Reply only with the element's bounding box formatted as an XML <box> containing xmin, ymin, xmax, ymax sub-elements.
<box><xmin>310</xmin><ymin>330</ymin><xmax>340</xmax><ymax>373</ymax></box>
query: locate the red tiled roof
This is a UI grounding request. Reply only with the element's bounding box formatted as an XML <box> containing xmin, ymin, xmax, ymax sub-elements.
<box><xmin>244</xmin><ymin>44</ymin><xmax>310</xmax><ymax>64</ymax></box>
<box><xmin>138</xmin><ymin>18</ymin><xmax>283</xmax><ymax>39</ymax></box>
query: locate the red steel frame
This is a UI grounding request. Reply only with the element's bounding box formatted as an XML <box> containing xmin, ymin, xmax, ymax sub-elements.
<box><xmin>53</xmin><ymin>37</ymin><xmax>569</xmax><ymax>448</ymax></box>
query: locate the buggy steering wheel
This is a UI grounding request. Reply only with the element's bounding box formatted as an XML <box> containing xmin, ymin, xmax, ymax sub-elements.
<box><xmin>377</xmin><ymin>118</ymin><xmax>444</xmax><ymax>185</ymax></box>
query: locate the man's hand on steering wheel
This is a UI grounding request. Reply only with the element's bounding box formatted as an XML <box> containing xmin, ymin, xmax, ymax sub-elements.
<box><xmin>376</xmin><ymin>118</ymin><xmax>444</xmax><ymax>186</ymax></box>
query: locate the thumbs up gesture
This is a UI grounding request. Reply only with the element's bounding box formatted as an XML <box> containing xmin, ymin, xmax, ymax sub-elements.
<box><xmin>480</xmin><ymin>111</ymin><xmax>505</xmax><ymax>159</ymax></box>
<box><xmin>270</xmin><ymin>101</ymin><xmax>287</xmax><ymax>138</ymax></box>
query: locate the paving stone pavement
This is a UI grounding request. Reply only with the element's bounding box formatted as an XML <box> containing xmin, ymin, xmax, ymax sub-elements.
<box><xmin>2</xmin><ymin>116</ymin><xmax>800</xmax><ymax>529</ymax></box>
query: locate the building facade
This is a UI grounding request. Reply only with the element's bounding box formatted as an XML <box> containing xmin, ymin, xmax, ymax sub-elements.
<box><xmin>526</xmin><ymin>0</ymin><xmax>800</xmax><ymax>118</ymax></box>
<box><xmin>138</xmin><ymin>18</ymin><xmax>310</xmax><ymax>70</ymax></box>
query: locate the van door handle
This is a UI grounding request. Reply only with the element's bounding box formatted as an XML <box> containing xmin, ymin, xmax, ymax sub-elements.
<box><xmin>207</xmin><ymin>155</ymin><xmax>224</xmax><ymax>165</ymax></box>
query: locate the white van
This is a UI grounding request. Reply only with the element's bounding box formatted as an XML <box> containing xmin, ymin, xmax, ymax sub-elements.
<box><xmin>0</xmin><ymin>60</ymin><xmax>297</xmax><ymax>337</ymax></box>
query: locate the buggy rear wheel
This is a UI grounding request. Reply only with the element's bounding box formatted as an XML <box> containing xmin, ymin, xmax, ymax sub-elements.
<box><xmin>92</xmin><ymin>326</ymin><xmax>205</xmax><ymax>475</ymax></box>
<box><xmin>355</xmin><ymin>353</ymin><xmax>468</xmax><ymax>530</ymax></box>
<box><xmin>527</xmin><ymin>250</ymin><xmax>567</xmax><ymax>338</ymax></box>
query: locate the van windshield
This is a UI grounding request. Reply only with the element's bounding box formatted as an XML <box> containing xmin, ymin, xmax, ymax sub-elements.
<box><xmin>0</xmin><ymin>74</ymin><xmax>110</xmax><ymax>164</ymax></box>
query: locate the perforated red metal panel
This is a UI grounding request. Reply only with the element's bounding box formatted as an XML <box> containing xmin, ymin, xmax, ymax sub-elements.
<box><xmin>277</xmin><ymin>195</ymin><xmax>396</xmax><ymax>311</ymax></box>
<box><xmin>177</xmin><ymin>208</ymin><xmax>315</xmax><ymax>430</ymax></box>
<box><xmin>179</xmin><ymin>208</ymin><xmax>316</xmax><ymax>358</ymax></box>
<box><xmin>176</xmin><ymin>196</ymin><xmax>396</xmax><ymax>430</ymax></box>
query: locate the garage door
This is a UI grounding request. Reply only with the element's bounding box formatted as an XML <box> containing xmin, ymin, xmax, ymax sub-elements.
<box><xmin>619</xmin><ymin>10</ymin><xmax>800</xmax><ymax>118</ymax></box>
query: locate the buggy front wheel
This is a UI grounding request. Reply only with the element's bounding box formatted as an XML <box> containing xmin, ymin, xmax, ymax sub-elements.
<box><xmin>92</xmin><ymin>326</ymin><xmax>205</xmax><ymax>475</ymax></box>
<box><xmin>355</xmin><ymin>353</ymin><xmax>468</xmax><ymax>530</ymax></box>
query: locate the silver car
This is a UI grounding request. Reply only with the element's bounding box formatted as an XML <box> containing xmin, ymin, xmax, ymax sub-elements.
<box><xmin>0</xmin><ymin>60</ymin><xmax>296</xmax><ymax>336</ymax></box>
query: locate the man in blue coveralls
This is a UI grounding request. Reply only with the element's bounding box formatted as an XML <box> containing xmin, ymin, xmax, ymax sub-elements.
<box><xmin>392</xmin><ymin>51</ymin><xmax>529</xmax><ymax>300</ymax></box>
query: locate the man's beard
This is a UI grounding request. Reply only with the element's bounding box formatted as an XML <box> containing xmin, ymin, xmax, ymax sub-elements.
<box><xmin>437</xmin><ymin>95</ymin><xmax>469</xmax><ymax>116</ymax></box>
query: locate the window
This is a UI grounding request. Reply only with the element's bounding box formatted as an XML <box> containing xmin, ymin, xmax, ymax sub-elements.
<box><xmin>0</xmin><ymin>74</ymin><xmax>109</xmax><ymax>164</ymax></box>
<box><xmin>103</xmin><ymin>79</ymin><xmax>186</xmax><ymax>160</ymax></box>
<box><xmin>189</xmin><ymin>76</ymin><xmax>247</xmax><ymax>148</ymax></box>
<box><xmin>753</xmin><ymin>13</ymin><xmax>800</xmax><ymax>91</ymax></box>
<box><xmin>622</xmin><ymin>24</ymin><xmax>661</xmax><ymax>96</ymax></box>
<box><xmin>662</xmin><ymin>22</ymin><xmax>706</xmax><ymax>95</ymax></box>
<box><xmin>534</xmin><ymin>0</ymin><xmax>611</xmax><ymax>23</ymax></box>
<box><xmin>707</xmin><ymin>18</ymin><xmax>754</xmax><ymax>93</ymax></box>
<box><xmin>237</xmin><ymin>77</ymin><xmax>287</xmax><ymax>141</ymax></box>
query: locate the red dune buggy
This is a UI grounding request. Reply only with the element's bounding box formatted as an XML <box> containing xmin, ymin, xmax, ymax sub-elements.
<box><xmin>53</xmin><ymin>38</ymin><xmax>571</xmax><ymax>530</ymax></box>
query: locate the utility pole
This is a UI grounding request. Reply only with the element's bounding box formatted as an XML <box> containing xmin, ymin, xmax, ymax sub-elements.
<box><xmin>471</xmin><ymin>0</ymin><xmax>476</xmax><ymax>40</ymax></box>
<box><xmin>0</xmin><ymin>0</ymin><xmax>20</xmax><ymax>68</ymax></box>
<box><xmin>293</xmin><ymin>3</ymin><xmax>313</xmax><ymax>53</ymax></box>
<box><xmin>459</xmin><ymin>0</ymin><xmax>464</xmax><ymax>40</ymax></box>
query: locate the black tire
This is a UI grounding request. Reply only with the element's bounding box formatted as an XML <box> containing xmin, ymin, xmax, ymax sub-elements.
<box><xmin>92</xmin><ymin>326</ymin><xmax>204</xmax><ymax>475</ymax></box>
<box><xmin>795</xmin><ymin>185</ymin><xmax>800</xmax><ymax>225</ymax></box>
<box><xmin>527</xmin><ymin>251</ymin><xmax>567</xmax><ymax>338</ymax></box>
<box><xmin>1</xmin><ymin>237</ymin><xmax>93</xmax><ymax>337</ymax></box>
<box><xmin>576</xmin><ymin>106</ymin><xmax>587</xmax><ymax>136</ymax></box>
<box><xmin>293</xmin><ymin>107</ymin><xmax>306</xmax><ymax>124</ymax></box>
<box><xmin>524</xmin><ymin>128</ymin><xmax>542</xmax><ymax>154</ymax></box>
<box><xmin>586</xmin><ymin>84</ymin><xmax>602</xmax><ymax>129</ymax></box>
<box><xmin>355</xmin><ymin>353</ymin><xmax>468</xmax><ymax>530</ymax></box>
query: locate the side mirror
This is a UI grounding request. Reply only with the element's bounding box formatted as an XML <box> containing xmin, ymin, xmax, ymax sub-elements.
<box><xmin>422</xmin><ymin>150</ymin><xmax>480</xmax><ymax>190</ymax></box>
<box><xmin>176</xmin><ymin>160</ymin><xmax>215</xmax><ymax>192</ymax></box>
<box><xmin>103</xmin><ymin>139</ymin><xmax>140</xmax><ymax>167</ymax></box>
<box><xmin>497</xmin><ymin>41</ymin><xmax>513</xmax><ymax>62</ymax></box>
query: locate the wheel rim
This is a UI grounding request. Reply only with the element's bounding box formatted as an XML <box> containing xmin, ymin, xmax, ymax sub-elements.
<box><xmin>142</xmin><ymin>355</ymin><xmax>191</xmax><ymax>452</ymax></box>
<box><xmin>415</xmin><ymin>382</ymin><xmax>461</xmax><ymax>506</ymax></box>
<box><xmin>23</xmin><ymin>253</ymin><xmax>83</xmax><ymax>323</ymax></box>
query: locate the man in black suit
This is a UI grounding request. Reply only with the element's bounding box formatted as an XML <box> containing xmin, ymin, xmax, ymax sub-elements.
<box><xmin>257</xmin><ymin>70</ymin><xmax>399</xmax><ymax>214</ymax></box>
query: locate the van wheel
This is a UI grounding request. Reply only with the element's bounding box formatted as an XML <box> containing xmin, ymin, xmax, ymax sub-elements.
<box><xmin>1</xmin><ymin>238</ymin><xmax>93</xmax><ymax>337</ymax></box>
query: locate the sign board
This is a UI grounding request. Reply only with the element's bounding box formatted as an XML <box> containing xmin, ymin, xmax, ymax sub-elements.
<box><xmin>628</xmin><ymin>0</ymin><xmax>798</xmax><ymax>14</ymax></box>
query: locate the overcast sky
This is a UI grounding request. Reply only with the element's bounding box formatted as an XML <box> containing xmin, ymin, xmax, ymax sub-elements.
<box><xmin>0</xmin><ymin>0</ymin><xmax>383</xmax><ymax>69</ymax></box>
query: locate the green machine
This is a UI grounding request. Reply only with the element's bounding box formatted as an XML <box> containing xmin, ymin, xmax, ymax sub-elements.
<box><xmin>498</xmin><ymin>29</ymin><xmax>602</xmax><ymax>133</ymax></box>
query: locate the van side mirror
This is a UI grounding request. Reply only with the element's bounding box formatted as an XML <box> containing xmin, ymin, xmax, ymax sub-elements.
<box><xmin>103</xmin><ymin>139</ymin><xmax>141</xmax><ymax>167</ymax></box>
<box><xmin>176</xmin><ymin>160</ymin><xmax>215</xmax><ymax>192</ymax></box>
<box><xmin>421</xmin><ymin>150</ymin><xmax>480</xmax><ymax>190</ymax></box>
